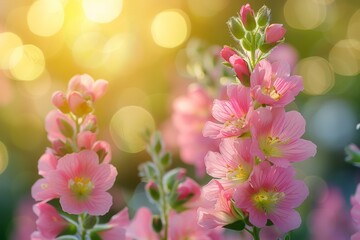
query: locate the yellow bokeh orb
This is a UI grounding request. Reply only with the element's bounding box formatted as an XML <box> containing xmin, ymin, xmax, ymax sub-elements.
<box><xmin>27</xmin><ymin>0</ymin><xmax>64</xmax><ymax>37</ymax></box>
<box><xmin>296</xmin><ymin>56</ymin><xmax>334</xmax><ymax>95</ymax></box>
<box><xmin>9</xmin><ymin>44</ymin><xmax>45</xmax><ymax>81</ymax></box>
<box><xmin>0</xmin><ymin>141</ymin><xmax>8</xmax><ymax>175</ymax></box>
<box><xmin>82</xmin><ymin>0</ymin><xmax>123</xmax><ymax>23</ymax></box>
<box><xmin>348</xmin><ymin>9</ymin><xmax>360</xmax><ymax>42</ymax></box>
<box><xmin>0</xmin><ymin>32</ymin><xmax>22</xmax><ymax>69</ymax></box>
<box><xmin>329</xmin><ymin>39</ymin><xmax>360</xmax><ymax>76</ymax></box>
<box><xmin>110</xmin><ymin>106</ymin><xmax>155</xmax><ymax>153</ymax></box>
<box><xmin>284</xmin><ymin>0</ymin><xmax>326</xmax><ymax>30</ymax></box>
<box><xmin>151</xmin><ymin>9</ymin><xmax>190</xmax><ymax>48</ymax></box>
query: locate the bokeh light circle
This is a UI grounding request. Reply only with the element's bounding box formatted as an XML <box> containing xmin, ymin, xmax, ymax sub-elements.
<box><xmin>27</xmin><ymin>0</ymin><xmax>64</xmax><ymax>37</ymax></box>
<box><xmin>296</xmin><ymin>56</ymin><xmax>334</xmax><ymax>95</ymax></box>
<box><xmin>151</xmin><ymin>9</ymin><xmax>190</xmax><ymax>48</ymax></box>
<box><xmin>82</xmin><ymin>0</ymin><xmax>123</xmax><ymax>23</ymax></box>
<box><xmin>110</xmin><ymin>106</ymin><xmax>155</xmax><ymax>153</ymax></box>
<box><xmin>0</xmin><ymin>141</ymin><xmax>8</xmax><ymax>175</ymax></box>
<box><xmin>0</xmin><ymin>32</ymin><xmax>22</xmax><ymax>69</ymax></box>
<box><xmin>9</xmin><ymin>44</ymin><xmax>45</xmax><ymax>81</ymax></box>
<box><xmin>329</xmin><ymin>39</ymin><xmax>360</xmax><ymax>76</ymax></box>
<box><xmin>348</xmin><ymin>9</ymin><xmax>360</xmax><ymax>42</ymax></box>
<box><xmin>284</xmin><ymin>0</ymin><xmax>326</xmax><ymax>30</ymax></box>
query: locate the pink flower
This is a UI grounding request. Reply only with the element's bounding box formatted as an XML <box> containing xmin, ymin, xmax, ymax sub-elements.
<box><xmin>126</xmin><ymin>207</ymin><xmax>159</xmax><ymax>240</ymax></box>
<box><xmin>265</xmin><ymin>24</ymin><xmax>286</xmax><ymax>44</ymax></box>
<box><xmin>203</xmin><ymin>138</ymin><xmax>254</xmax><ymax>200</ymax></box>
<box><xmin>198</xmin><ymin>181</ymin><xmax>239</xmax><ymax>229</ymax></box>
<box><xmin>68</xmin><ymin>74</ymin><xmax>108</xmax><ymax>102</ymax></box>
<box><xmin>47</xmin><ymin>150</ymin><xmax>117</xmax><ymax>215</ymax></box>
<box><xmin>250</xmin><ymin>107</ymin><xmax>316</xmax><ymax>167</ymax></box>
<box><xmin>310</xmin><ymin>187</ymin><xmax>355</xmax><ymax>240</ymax></box>
<box><xmin>33</xmin><ymin>202</ymin><xmax>68</xmax><ymax>239</ymax></box>
<box><xmin>172</xmin><ymin>84</ymin><xmax>220</xmax><ymax>176</ymax></box>
<box><xmin>77</xmin><ymin>132</ymin><xmax>112</xmax><ymax>163</ymax></box>
<box><xmin>51</xmin><ymin>91</ymin><xmax>69</xmax><ymax>113</ymax></box>
<box><xmin>98</xmin><ymin>208</ymin><xmax>130</xmax><ymax>240</ymax></box>
<box><xmin>234</xmin><ymin>162</ymin><xmax>309</xmax><ymax>232</ymax></box>
<box><xmin>250</xmin><ymin>59</ymin><xmax>303</xmax><ymax>107</ymax></box>
<box><xmin>239</xmin><ymin>4</ymin><xmax>254</xmax><ymax>27</ymax></box>
<box><xmin>203</xmin><ymin>84</ymin><xmax>253</xmax><ymax>139</ymax></box>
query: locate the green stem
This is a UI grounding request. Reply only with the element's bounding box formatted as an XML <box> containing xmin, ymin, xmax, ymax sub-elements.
<box><xmin>78</xmin><ymin>213</ymin><xmax>88</xmax><ymax>240</ymax></box>
<box><xmin>155</xmin><ymin>160</ymin><xmax>169</xmax><ymax>240</ymax></box>
<box><xmin>252</xmin><ymin>226</ymin><xmax>260</xmax><ymax>240</ymax></box>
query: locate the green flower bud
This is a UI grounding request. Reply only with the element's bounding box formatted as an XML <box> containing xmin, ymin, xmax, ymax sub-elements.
<box><xmin>257</xmin><ymin>5</ymin><xmax>271</xmax><ymax>27</ymax></box>
<box><xmin>227</xmin><ymin>17</ymin><xmax>245</xmax><ymax>40</ymax></box>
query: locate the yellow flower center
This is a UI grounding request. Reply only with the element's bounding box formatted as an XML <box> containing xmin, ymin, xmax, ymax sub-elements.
<box><xmin>68</xmin><ymin>176</ymin><xmax>94</xmax><ymax>199</ymax></box>
<box><xmin>252</xmin><ymin>189</ymin><xmax>285</xmax><ymax>213</ymax></box>
<box><xmin>259</xmin><ymin>136</ymin><xmax>283</xmax><ymax>157</ymax></box>
<box><xmin>226</xmin><ymin>164</ymin><xmax>250</xmax><ymax>182</ymax></box>
<box><xmin>224</xmin><ymin>114</ymin><xmax>246</xmax><ymax>129</ymax></box>
<box><xmin>262</xmin><ymin>86</ymin><xmax>281</xmax><ymax>101</ymax></box>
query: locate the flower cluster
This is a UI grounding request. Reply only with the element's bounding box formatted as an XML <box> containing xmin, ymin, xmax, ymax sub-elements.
<box><xmin>198</xmin><ymin>4</ymin><xmax>316</xmax><ymax>239</ymax></box>
<box><xmin>31</xmin><ymin>75</ymin><xmax>128</xmax><ymax>239</ymax></box>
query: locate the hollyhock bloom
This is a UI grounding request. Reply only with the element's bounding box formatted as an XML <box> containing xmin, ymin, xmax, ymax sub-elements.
<box><xmin>198</xmin><ymin>181</ymin><xmax>239</xmax><ymax>229</ymax></box>
<box><xmin>68</xmin><ymin>74</ymin><xmax>108</xmax><ymax>102</ymax></box>
<box><xmin>172</xmin><ymin>84</ymin><xmax>220</xmax><ymax>176</ymax></box>
<box><xmin>32</xmin><ymin>202</ymin><xmax>68</xmax><ymax>239</ymax></box>
<box><xmin>203</xmin><ymin>84</ymin><xmax>253</xmax><ymax>139</ymax></box>
<box><xmin>234</xmin><ymin>162</ymin><xmax>309</xmax><ymax>233</ymax></box>
<box><xmin>250</xmin><ymin>59</ymin><xmax>303</xmax><ymax>107</ymax></box>
<box><xmin>47</xmin><ymin>150</ymin><xmax>117</xmax><ymax>215</ymax></box>
<box><xmin>203</xmin><ymin>138</ymin><xmax>254</xmax><ymax>200</ymax></box>
<box><xmin>239</xmin><ymin>4</ymin><xmax>254</xmax><ymax>27</ymax></box>
<box><xmin>250</xmin><ymin>107</ymin><xmax>316</xmax><ymax>167</ymax></box>
<box><xmin>265</xmin><ymin>24</ymin><xmax>286</xmax><ymax>44</ymax></box>
<box><xmin>126</xmin><ymin>207</ymin><xmax>159</xmax><ymax>240</ymax></box>
<box><xmin>98</xmin><ymin>208</ymin><xmax>130</xmax><ymax>240</ymax></box>
<box><xmin>310</xmin><ymin>188</ymin><xmax>355</xmax><ymax>240</ymax></box>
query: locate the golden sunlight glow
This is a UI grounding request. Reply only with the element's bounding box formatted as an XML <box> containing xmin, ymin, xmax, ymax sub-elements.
<box><xmin>27</xmin><ymin>0</ymin><xmax>64</xmax><ymax>37</ymax></box>
<box><xmin>284</xmin><ymin>0</ymin><xmax>326</xmax><ymax>30</ymax></box>
<box><xmin>329</xmin><ymin>39</ymin><xmax>360</xmax><ymax>76</ymax></box>
<box><xmin>72</xmin><ymin>32</ymin><xmax>107</xmax><ymax>69</ymax></box>
<box><xmin>110</xmin><ymin>106</ymin><xmax>155</xmax><ymax>153</ymax></box>
<box><xmin>187</xmin><ymin>0</ymin><xmax>229</xmax><ymax>17</ymax></box>
<box><xmin>82</xmin><ymin>0</ymin><xmax>123</xmax><ymax>23</ymax></box>
<box><xmin>151</xmin><ymin>10</ymin><xmax>190</xmax><ymax>48</ymax></box>
<box><xmin>0</xmin><ymin>32</ymin><xmax>22</xmax><ymax>69</ymax></box>
<box><xmin>0</xmin><ymin>141</ymin><xmax>8</xmax><ymax>175</ymax></box>
<box><xmin>9</xmin><ymin>45</ymin><xmax>45</xmax><ymax>81</ymax></box>
<box><xmin>296</xmin><ymin>57</ymin><xmax>334</xmax><ymax>95</ymax></box>
<box><xmin>348</xmin><ymin>9</ymin><xmax>360</xmax><ymax>42</ymax></box>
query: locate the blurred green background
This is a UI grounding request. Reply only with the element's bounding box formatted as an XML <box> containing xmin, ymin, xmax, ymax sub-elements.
<box><xmin>0</xmin><ymin>0</ymin><xmax>360</xmax><ymax>239</ymax></box>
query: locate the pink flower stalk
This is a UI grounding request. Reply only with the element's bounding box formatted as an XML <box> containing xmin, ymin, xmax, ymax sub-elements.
<box><xmin>98</xmin><ymin>208</ymin><xmax>130</xmax><ymax>240</ymax></box>
<box><xmin>234</xmin><ymin>162</ymin><xmax>309</xmax><ymax>233</ymax></box>
<box><xmin>310</xmin><ymin>187</ymin><xmax>355</xmax><ymax>240</ymax></box>
<box><xmin>126</xmin><ymin>207</ymin><xmax>159</xmax><ymax>240</ymax></box>
<box><xmin>239</xmin><ymin>4</ymin><xmax>254</xmax><ymax>27</ymax></box>
<box><xmin>203</xmin><ymin>84</ymin><xmax>253</xmax><ymax>139</ymax></box>
<box><xmin>172</xmin><ymin>84</ymin><xmax>220</xmax><ymax>176</ymax></box>
<box><xmin>250</xmin><ymin>59</ymin><xmax>303</xmax><ymax>107</ymax></box>
<box><xmin>32</xmin><ymin>202</ymin><xmax>68</xmax><ymax>239</ymax></box>
<box><xmin>47</xmin><ymin>150</ymin><xmax>117</xmax><ymax>215</ymax></box>
<box><xmin>265</xmin><ymin>24</ymin><xmax>286</xmax><ymax>44</ymax></box>
<box><xmin>250</xmin><ymin>107</ymin><xmax>316</xmax><ymax>167</ymax></box>
<box><xmin>198</xmin><ymin>181</ymin><xmax>239</xmax><ymax>229</ymax></box>
<box><xmin>68</xmin><ymin>74</ymin><xmax>108</xmax><ymax>102</ymax></box>
<box><xmin>203</xmin><ymin>138</ymin><xmax>254</xmax><ymax>200</ymax></box>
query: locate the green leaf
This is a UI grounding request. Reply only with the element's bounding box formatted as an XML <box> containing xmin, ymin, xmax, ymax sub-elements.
<box><xmin>223</xmin><ymin>220</ymin><xmax>245</xmax><ymax>231</ymax></box>
<box><xmin>345</xmin><ymin>144</ymin><xmax>360</xmax><ymax>167</ymax></box>
<box><xmin>56</xmin><ymin>236</ymin><xmax>78</xmax><ymax>240</ymax></box>
<box><xmin>285</xmin><ymin>234</ymin><xmax>291</xmax><ymax>240</ymax></box>
<box><xmin>160</xmin><ymin>152</ymin><xmax>172</xmax><ymax>169</ymax></box>
<box><xmin>227</xmin><ymin>17</ymin><xmax>245</xmax><ymax>39</ymax></box>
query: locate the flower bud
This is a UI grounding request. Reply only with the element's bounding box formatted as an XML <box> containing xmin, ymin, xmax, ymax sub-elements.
<box><xmin>227</xmin><ymin>17</ymin><xmax>245</xmax><ymax>40</ymax></box>
<box><xmin>68</xmin><ymin>91</ymin><xmax>93</xmax><ymax>117</ymax></box>
<box><xmin>240</xmin><ymin>4</ymin><xmax>255</xmax><ymax>31</ymax></box>
<box><xmin>257</xmin><ymin>5</ymin><xmax>271</xmax><ymax>27</ymax></box>
<box><xmin>220</xmin><ymin>46</ymin><xmax>237</xmax><ymax>62</ymax></box>
<box><xmin>229</xmin><ymin>55</ymin><xmax>250</xmax><ymax>86</ymax></box>
<box><xmin>52</xmin><ymin>91</ymin><xmax>69</xmax><ymax>113</ymax></box>
<box><xmin>146</xmin><ymin>180</ymin><xmax>160</xmax><ymax>202</ymax></box>
<box><xmin>56</xmin><ymin>118</ymin><xmax>74</xmax><ymax>139</ymax></box>
<box><xmin>163</xmin><ymin>168</ymin><xmax>186</xmax><ymax>192</ymax></box>
<box><xmin>265</xmin><ymin>24</ymin><xmax>286</xmax><ymax>44</ymax></box>
<box><xmin>152</xmin><ymin>215</ymin><xmax>163</xmax><ymax>233</ymax></box>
